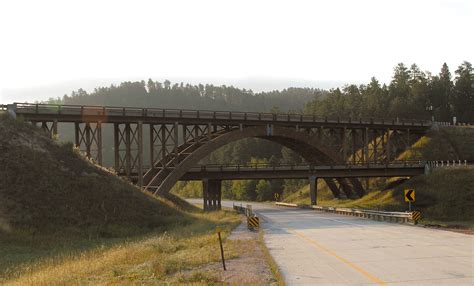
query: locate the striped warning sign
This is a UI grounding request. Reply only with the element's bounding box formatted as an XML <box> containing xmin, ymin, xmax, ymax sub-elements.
<box><xmin>247</xmin><ymin>216</ymin><xmax>259</xmax><ymax>229</ymax></box>
<box><xmin>412</xmin><ymin>211</ymin><xmax>422</xmax><ymax>221</ymax></box>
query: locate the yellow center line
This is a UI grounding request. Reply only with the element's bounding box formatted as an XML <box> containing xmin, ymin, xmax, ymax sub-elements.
<box><xmin>288</xmin><ymin>228</ymin><xmax>387</xmax><ymax>286</ymax></box>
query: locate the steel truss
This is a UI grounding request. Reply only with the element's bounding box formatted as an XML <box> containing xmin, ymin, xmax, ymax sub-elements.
<box><xmin>74</xmin><ymin>122</ymin><xmax>103</xmax><ymax>165</ymax></box>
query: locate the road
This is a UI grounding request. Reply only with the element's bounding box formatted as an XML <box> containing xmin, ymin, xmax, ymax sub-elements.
<box><xmin>188</xmin><ymin>199</ymin><xmax>473</xmax><ymax>285</ymax></box>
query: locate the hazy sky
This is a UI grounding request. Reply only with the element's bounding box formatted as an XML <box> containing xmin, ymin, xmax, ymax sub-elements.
<box><xmin>0</xmin><ymin>0</ymin><xmax>472</xmax><ymax>103</ymax></box>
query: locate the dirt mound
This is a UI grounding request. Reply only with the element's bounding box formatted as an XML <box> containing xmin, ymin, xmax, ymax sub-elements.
<box><xmin>0</xmin><ymin>115</ymin><xmax>190</xmax><ymax>236</ymax></box>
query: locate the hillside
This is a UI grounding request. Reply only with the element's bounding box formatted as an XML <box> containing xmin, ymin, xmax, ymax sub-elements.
<box><xmin>284</xmin><ymin>126</ymin><xmax>474</xmax><ymax>225</ymax></box>
<box><xmin>0</xmin><ymin>114</ymin><xmax>191</xmax><ymax>237</ymax></box>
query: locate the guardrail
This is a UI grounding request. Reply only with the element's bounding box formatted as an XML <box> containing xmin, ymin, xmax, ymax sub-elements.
<box><xmin>12</xmin><ymin>102</ymin><xmax>430</xmax><ymax>127</ymax></box>
<box><xmin>276</xmin><ymin>202</ymin><xmax>415</xmax><ymax>223</ymax></box>
<box><xmin>233</xmin><ymin>203</ymin><xmax>260</xmax><ymax>229</ymax></box>
<box><xmin>233</xmin><ymin>203</ymin><xmax>254</xmax><ymax>217</ymax></box>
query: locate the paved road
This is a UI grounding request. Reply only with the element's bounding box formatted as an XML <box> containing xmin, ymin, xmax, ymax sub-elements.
<box><xmin>188</xmin><ymin>199</ymin><xmax>473</xmax><ymax>285</ymax></box>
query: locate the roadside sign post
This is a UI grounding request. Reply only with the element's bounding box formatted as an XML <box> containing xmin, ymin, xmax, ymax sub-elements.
<box><xmin>404</xmin><ymin>189</ymin><xmax>415</xmax><ymax>212</ymax></box>
<box><xmin>216</xmin><ymin>226</ymin><xmax>226</xmax><ymax>271</ymax></box>
<box><xmin>274</xmin><ymin>193</ymin><xmax>280</xmax><ymax>202</ymax></box>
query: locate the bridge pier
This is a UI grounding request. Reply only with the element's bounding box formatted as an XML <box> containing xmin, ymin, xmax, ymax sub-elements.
<box><xmin>74</xmin><ymin>122</ymin><xmax>103</xmax><ymax>165</ymax></box>
<box><xmin>310</xmin><ymin>176</ymin><xmax>318</xmax><ymax>205</ymax></box>
<box><xmin>113</xmin><ymin>122</ymin><xmax>143</xmax><ymax>186</ymax></box>
<box><xmin>202</xmin><ymin>178</ymin><xmax>222</xmax><ymax>211</ymax></box>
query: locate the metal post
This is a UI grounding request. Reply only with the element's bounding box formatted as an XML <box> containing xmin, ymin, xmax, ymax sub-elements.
<box><xmin>137</xmin><ymin>121</ymin><xmax>143</xmax><ymax>188</ymax></box>
<box><xmin>75</xmin><ymin>122</ymin><xmax>80</xmax><ymax>148</ymax></box>
<box><xmin>310</xmin><ymin>176</ymin><xmax>317</xmax><ymax>205</ymax></box>
<box><xmin>114</xmin><ymin>123</ymin><xmax>120</xmax><ymax>172</ymax></box>
<box><xmin>372</xmin><ymin>129</ymin><xmax>377</xmax><ymax>164</ymax></box>
<box><xmin>85</xmin><ymin>122</ymin><xmax>91</xmax><ymax>158</ymax></box>
<box><xmin>161</xmin><ymin>125</ymin><xmax>167</xmax><ymax>169</ymax></box>
<box><xmin>174</xmin><ymin>122</ymin><xmax>179</xmax><ymax>166</ymax></box>
<box><xmin>149</xmin><ymin>124</ymin><xmax>155</xmax><ymax>167</ymax></box>
<box><xmin>217</xmin><ymin>230</ymin><xmax>226</xmax><ymax>270</ymax></box>
<box><xmin>97</xmin><ymin>121</ymin><xmax>102</xmax><ymax>165</ymax></box>
<box><xmin>352</xmin><ymin>129</ymin><xmax>357</xmax><ymax>164</ymax></box>
<box><xmin>407</xmin><ymin>128</ymin><xmax>411</xmax><ymax>148</ymax></box>
<box><xmin>341</xmin><ymin>128</ymin><xmax>347</xmax><ymax>161</ymax></box>
<box><xmin>363</xmin><ymin>127</ymin><xmax>369</xmax><ymax>166</ymax></box>
<box><xmin>386</xmin><ymin>128</ymin><xmax>391</xmax><ymax>162</ymax></box>
<box><xmin>125</xmin><ymin>123</ymin><xmax>131</xmax><ymax>179</ymax></box>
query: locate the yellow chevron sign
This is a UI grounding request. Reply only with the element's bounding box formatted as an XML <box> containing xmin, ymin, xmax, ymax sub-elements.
<box><xmin>274</xmin><ymin>193</ymin><xmax>280</xmax><ymax>201</ymax></box>
<box><xmin>404</xmin><ymin>189</ymin><xmax>415</xmax><ymax>202</ymax></box>
<box><xmin>247</xmin><ymin>216</ymin><xmax>259</xmax><ymax>228</ymax></box>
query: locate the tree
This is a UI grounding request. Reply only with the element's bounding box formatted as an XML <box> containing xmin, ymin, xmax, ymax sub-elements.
<box><xmin>452</xmin><ymin>61</ymin><xmax>473</xmax><ymax>123</ymax></box>
<box><xmin>255</xmin><ymin>180</ymin><xmax>272</xmax><ymax>201</ymax></box>
<box><xmin>430</xmin><ymin>63</ymin><xmax>454</xmax><ymax>121</ymax></box>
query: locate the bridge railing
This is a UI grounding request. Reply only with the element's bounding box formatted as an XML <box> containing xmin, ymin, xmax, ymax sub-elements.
<box><xmin>13</xmin><ymin>102</ymin><xmax>429</xmax><ymax>127</ymax></box>
<box><xmin>427</xmin><ymin>160</ymin><xmax>470</xmax><ymax>168</ymax></box>
<box><xmin>188</xmin><ymin>160</ymin><xmax>425</xmax><ymax>172</ymax></box>
<box><xmin>118</xmin><ymin>160</ymin><xmax>425</xmax><ymax>176</ymax></box>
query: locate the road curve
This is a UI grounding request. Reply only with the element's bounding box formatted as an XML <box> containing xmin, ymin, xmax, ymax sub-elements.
<box><xmin>188</xmin><ymin>199</ymin><xmax>473</xmax><ymax>285</ymax></box>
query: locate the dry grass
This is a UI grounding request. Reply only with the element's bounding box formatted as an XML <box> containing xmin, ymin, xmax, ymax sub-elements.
<box><xmin>258</xmin><ymin>231</ymin><xmax>285</xmax><ymax>286</ymax></box>
<box><xmin>2</xmin><ymin>209</ymin><xmax>242</xmax><ymax>285</ymax></box>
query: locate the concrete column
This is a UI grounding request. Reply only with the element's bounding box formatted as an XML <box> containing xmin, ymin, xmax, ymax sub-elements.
<box><xmin>202</xmin><ymin>178</ymin><xmax>209</xmax><ymax>211</ymax></box>
<box><xmin>216</xmin><ymin>180</ymin><xmax>222</xmax><ymax>210</ymax></box>
<box><xmin>202</xmin><ymin>179</ymin><xmax>221</xmax><ymax>211</ymax></box>
<box><xmin>52</xmin><ymin>119</ymin><xmax>58</xmax><ymax>137</ymax></box>
<box><xmin>310</xmin><ymin>176</ymin><xmax>318</xmax><ymax>205</ymax></box>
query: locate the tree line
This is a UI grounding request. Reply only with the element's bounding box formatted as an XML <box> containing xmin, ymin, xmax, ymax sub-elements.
<box><xmin>50</xmin><ymin>61</ymin><xmax>472</xmax><ymax>201</ymax></box>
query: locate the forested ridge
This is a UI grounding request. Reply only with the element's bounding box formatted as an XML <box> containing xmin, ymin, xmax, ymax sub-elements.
<box><xmin>49</xmin><ymin>61</ymin><xmax>473</xmax><ymax>201</ymax></box>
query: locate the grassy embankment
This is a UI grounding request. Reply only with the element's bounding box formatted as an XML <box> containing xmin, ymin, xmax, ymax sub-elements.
<box><xmin>284</xmin><ymin>126</ymin><xmax>474</xmax><ymax>226</ymax></box>
<box><xmin>0</xmin><ymin>114</ymin><xmax>245</xmax><ymax>284</ymax></box>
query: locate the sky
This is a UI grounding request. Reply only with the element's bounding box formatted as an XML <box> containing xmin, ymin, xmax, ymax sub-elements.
<box><xmin>0</xmin><ymin>0</ymin><xmax>472</xmax><ymax>104</ymax></box>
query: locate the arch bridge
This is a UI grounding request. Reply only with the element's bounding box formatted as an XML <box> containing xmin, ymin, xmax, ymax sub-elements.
<box><xmin>7</xmin><ymin>103</ymin><xmax>431</xmax><ymax>209</ymax></box>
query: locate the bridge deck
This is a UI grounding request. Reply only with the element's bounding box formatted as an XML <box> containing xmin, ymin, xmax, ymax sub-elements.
<box><xmin>124</xmin><ymin>162</ymin><xmax>426</xmax><ymax>182</ymax></box>
<box><xmin>11</xmin><ymin>103</ymin><xmax>430</xmax><ymax>130</ymax></box>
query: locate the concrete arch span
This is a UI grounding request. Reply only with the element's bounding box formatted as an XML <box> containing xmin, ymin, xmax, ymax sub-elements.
<box><xmin>147</xmin><ymin>126</ymin><xmax>365</xmax><ymax>198</ymax></box>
